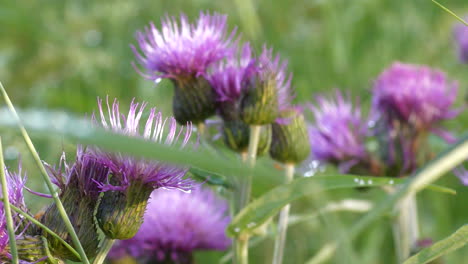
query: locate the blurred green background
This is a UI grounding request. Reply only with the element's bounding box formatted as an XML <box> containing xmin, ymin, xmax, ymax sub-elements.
<box><xmin>0</xmin><ymin>0</ymin><xmax>467</xmax><ymax>263</ymax></box>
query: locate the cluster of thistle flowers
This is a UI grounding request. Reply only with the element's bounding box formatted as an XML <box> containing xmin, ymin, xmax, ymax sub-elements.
<box><xmin>307</xmin><ymin>61</ymin><xmax>466</xmax><ymax>183</ymax></box>
<box><xmin>1</xmin><ymin>96</ymin><xmax>233</xmax><ymax>263</ymax></box>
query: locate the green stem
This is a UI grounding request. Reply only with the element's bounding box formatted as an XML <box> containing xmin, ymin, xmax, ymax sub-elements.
<box><xmin>0</xmin><ymin>82</ymin><xmax>90</xmax><ymax>264</ymax></box>
<box><xmin>235</xmin><ymin>125</ymin><xmax>261</xmax><ymax>264</ymax></box>
<box><xmin>93</xmin><ymin>239</ymin><xmax>116</xmax><ymax>264</ymax></box>
<box><xmin>0</xmin><ymin>198</ymin><xmax>80</xmax><ymax>260</ymax></box>
<box><xmin>0</xmin><ymin>137</ymin><xmax>19</xmax><ymax>264</ymax></box>
<box><xmin>272</xmin><ymin>163</ymin><xmax>295</xmax><ymax>264</ymax></box>
<box><xmin>392</xmin><ymin>193</ymin><xmax>419</xmax><ymax>263</ymax></box>
<box><xmin>236</xmin><ymin>238</ymin><xmax>249</xmax><ymax>264</ymax></box>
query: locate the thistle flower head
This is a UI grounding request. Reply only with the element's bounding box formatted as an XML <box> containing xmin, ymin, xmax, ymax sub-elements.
<box><xmin>454</xmin><ymin>19</ymin><xmax>468</xmax><ymax>63</ymax></box>
<box><xmin>257</xmin><ymin>46</ymin><xmax>293</xmax><ymax>111</ymax></box>
<box><xmin>133</xmin><ymin>12</ymin><xmax>236</xmax><ymax>80</ymax></box>
<box><xmin>240</xmin><ymin>46</ymin><xmax>293</xmax><ymax>125</ymax></box>
<box><xmin>208</xmin><ymin>42</ymin><xmax>257</xmax><ymax>104</ymax></box>
<box><xmin>308</xmin><ymin>91</ymin><xmax>368</xmax><ymax>167</ymax></box>
<box><xmin>91</xmin><ymin>97</ymin><xmax>195</xmax><ymax>192</ymax></box>
<box><xmin>1</xmin><ymin>165</ymin><xmax>26</xmax><ymax>256</ymax></box>
<box><xmin>109</xmin><ymin>186</ymin><xmax>231</xmax><ymax>263</ymax></box>
<box><xmin>372</xmin><ymin>62</ymin><xmax>458</xmax><ymax>130</ymax></box>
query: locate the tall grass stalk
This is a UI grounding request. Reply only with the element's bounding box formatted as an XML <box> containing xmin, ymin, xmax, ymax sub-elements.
<box><xmin>0</xmin><ymin>137</ymin><xmax>19</xmax><ymax>264</ymax></box>
<box><xmin>0</xmin><ymin>82</ymin><xmax>90</xmax><ymax>264</ymax></box>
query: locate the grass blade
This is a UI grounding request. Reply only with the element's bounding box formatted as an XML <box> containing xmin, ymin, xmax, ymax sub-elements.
<box><xmin>0</xmin><ymin>137</ymin><xmax>19</xmax><ymax>263</ymax></box>
<box><xmin>403</xmin><ymin>225</ymin><xmax>468</xmax><ymax>264</ymax></box>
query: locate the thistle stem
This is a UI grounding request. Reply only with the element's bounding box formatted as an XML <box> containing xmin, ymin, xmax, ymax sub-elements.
<box><xmin>236</xmin><ymin>237</ymin><xmax>249</xmax><ymax>264</ymax></box>
<box><xmin>235</xmin><ymin>125</ymin><xmax>261</xmax><ymax>264</ymax></box>
<box><xmin>93</xmin><ymin>238</ymin><xmax>115</xmax><ymax>264</ymax></box>
<box><xmin>0</xmin><ymin>137</ymin><xmax>19</xmax><ymax>264</ymax></box>
<box><xmin>0</xmin><ymin>82</ymin><xmax>90</xmax><ymax>264</ymax></box>
<box><xmin>272</xmin><ymin>163</ymin><xmax>295</xmax><ymax>264</ymax></box>
<box><xmin>392</xmin><ymin>193</ymin><xmax>419</xmax><ymax>263</ymax></box>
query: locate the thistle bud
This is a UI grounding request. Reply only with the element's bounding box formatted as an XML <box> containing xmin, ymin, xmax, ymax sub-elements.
<box><xmin>240</xmin><ymin>47</ymin><xmax>292</xmax><ymax>125</ymax></box>
<box><xmin>13</xmin><ymin>235</ymin><xmax>53</xmax><ymax>263</ymax></box>
<box><xmin>222</xmin><ymin>120</ymin><xmax>271</xmax><ymax>156</ymax></box>
<box><xmin>91</xmin><ymin>98</ymin><xmax>195</xmax><ymax>240</ymax></box>
<box><xmin>96</xmin><ymin>180</ymin><xmax>153</xmax><ymax>239</ymax></box>
<box><xmin>41</xmin><ymin>149</ymin><xmax>108</xmax><ymax>261</ymax></box>
<box><xmin>269</xmin><ymin>108</ymin><xmax>310</xmax><ymax>164</ymax></box>
<box><xmin>172</xmin><ymin>76</ymin><xmax>216</xmax><ymax>125</ymax></box>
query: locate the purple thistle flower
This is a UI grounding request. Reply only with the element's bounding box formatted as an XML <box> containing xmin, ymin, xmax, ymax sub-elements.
<box><xmin>307</xmin><ymin>91</ymin><xmax>368</xmax><ymax>172</ymax></box>
<box><xmin>45</xmin><ymin>146</ymin><xmax>109</xmax><ymax>200</ymax></box>
<box><xmin>372</xmin><ymin>62</ymin><xmax>459</xmax><ymax>131</ymax></box>
<box><xmin>90</xmin><ymin>97</ymin><xmax>195</xmax><ymax>192</ymax></box>
<box><xmin>208</xmin><ymin>42</ymin><xmax>256</xmax><ymax>104</ymax></box>
<box><xmin>454</xmin><ymin>19</ymin><xmax>468</xmax><ymax>63</ymax></box>
<box><xmin>257</xmin><ymin>46</ymin><xmax>293</xmax><ymax>111</ymax></box>
<box><xmin>132</xmin><ymin>12</ymin><xmax>236</xmax><ymax>80</ymax></box>
<box><xmin>1</xmin><ymin>165</ymin><xmax>27</xmax><ymax>257</ymax></box>
<box><xmin>454</xmin><ymin>166</ymin><xmax>468</xmax><ymax>186</ymax></box>
<box><xmin>109</xmin><ymin>186</ymin><xmax>231</xmax><ymax>263</ymax></box>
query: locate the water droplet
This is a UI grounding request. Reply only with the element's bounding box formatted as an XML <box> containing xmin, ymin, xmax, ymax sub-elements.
<box><xmin>368</xmin><ymin>180</ymin><xmax>373</xmax><ymax>185</ymax></box>
<box><xmin>154</xmin><ymin>78</ymin><xmax>162</xmax><ymax>84</ymax></box>
<box><xmin>389</xmin><ymin>180</ymin><xmax>394</xmax><ymax>185</ymax></box>
<box><xmin>247</xmin><ymin>222</ymin><xmax>256</xmax><ymax>228</ymax></box>
<box><xmin>354</xmin><ymin>178</ymin><xmax>359</xmax><ymax>183</ymax></box>
<box><xmin>234</xmin><ymin>227</ymin><xmax>240</xmax><ymax>233</ymax></box>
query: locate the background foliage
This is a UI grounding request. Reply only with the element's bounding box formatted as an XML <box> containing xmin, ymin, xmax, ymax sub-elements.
<box><xmin>0</xmin><ymin>0</ymin><xmax>467</xmax><ymax>263</ymax></box>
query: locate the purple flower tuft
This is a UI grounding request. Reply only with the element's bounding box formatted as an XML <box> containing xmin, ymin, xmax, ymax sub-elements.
<box><xmin>45</xmin><ymin>146</ymin><xmax>110</xmax><ymax>200</ymax></box>
<box><xmin>257</xmin><ymin>46</ymin><xmax>293</xmax><ymax>111</ymax></box>
<box><xmin>454</xmin><ymin>19</ymin><xmax>468</xmax><ymax>63</ymax></box>
<box><xmin>109</xmin><ymin>186</ymin><xmax>231</xmax><ymax>262</ymax></box>
<box><xmin>372</xmin><ymin>62</ymin><xmax>458</xmax><ymax>131</ymax></box>
<box><xmin>1</xmin><ymin>164</ymin><xmax>27</xmax><ymax>256</ymax></box>
<box><xmin>307</xmin><ymin>91</ymin><xmax>368</xmax><ymax>171</ymax></box>
<box><xmin>133</xmin><ymin>12</ymin><xmax>236</xmax><ymax>80</ymax></box>
<box><xmin>208</xmin><ymin>42</ymin><xmax>257</xmax><ymax>103</ymax></box>
<box><xmin>89</xmin><ymin>97</ymin><xmax>195</xmax><ymax>192</ymax></box>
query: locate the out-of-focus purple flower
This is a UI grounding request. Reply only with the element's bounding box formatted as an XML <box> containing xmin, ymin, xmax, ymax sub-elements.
<box><xmin>90</xmin><ymin>97</ymin><xmax>195</xmax><ymax>192</ymax></box>
<box><xmin>454</xmin><ymin>19</ymin><xmax>468</xmax><ymax>63</ymax></box>
<box><xmin>208</xmin><ymin>42</ymin><xmax>256</xmax><ymax>104</ymax></box>
<box><xmin>1</xmin><ymin>165</ymin><xmax>27</xmax><ymax>257</ymax></box>
<box><xmin>308</xmin><ymin>91</ymin><xmax>368</xmax><ymax>172</ymax></box>
<box><xmin>372</xmin><ymin>62</ymin><xmax>458</xmax><ymax>131</ymax></box>
<box><xmin>133</xmin><ymin>12</ymin><xmax>236</xmax><ymax>80</ymax></box>
<box><xmin>109</xmin><ymin>186</ymin><xmax>231</xmax><ymax>263</ymax></box>
<box><xmin>454</xmin><ymin>166</ymin><xmax>468</xmax><ymax>186</ymax></box>
<box><xmin>257</xmin><ymin>46</ymin><xmax>293</xmax><ymax>111</ymax></box>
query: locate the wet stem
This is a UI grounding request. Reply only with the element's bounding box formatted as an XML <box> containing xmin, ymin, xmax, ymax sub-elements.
<box><xmin>0</xmin><ymin>82</ymin><xmax>91</xmax><ymax>264</ymax></box>
<box><xmin>236</xmin><ymin>125</ymin><xmax>262</xmax><ymax>264</ymax></box>
<box><xmin>272</xmin><ymin>163</ymin><xmax>295</xmax><ymax>264</ymax></box>
<box><xmin>0</xmin><ymin>137</ymin><xmax>19</xmax><ymax>264</ymax></box>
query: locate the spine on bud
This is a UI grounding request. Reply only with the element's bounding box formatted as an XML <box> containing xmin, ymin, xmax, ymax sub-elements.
<box><xmin>241</xmin><ymin>77</ymin><xmax>279</xmax><ymax>125</ymax></box>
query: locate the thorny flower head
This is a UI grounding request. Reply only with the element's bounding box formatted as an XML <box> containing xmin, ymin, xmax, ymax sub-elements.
<box><xmin>208</xmin><ymin>42</ymin><xmax>256</xmax><ymax>104</ymax></box>
<box><xmin>372</xmin><ymin>62</ymin><xmax>458</xmax><ymax>131</ymax></box>
<box><xmin>308</xmin><ymin>91</ymin><xmax>368</xmax><ymax>172</ymax></box>
<box><xmin>109</xmin><ymin>186</ymin><xmax>231</xmax><ymax>263</ymax></box>
<box><xmin>90</xmin><ymin>97</ymin><xmax>195</xmax><ymax>192</ymax></box>
<box><xmin>133</xmin><ymin>12</ymin><xmax>236</xmax><ymax>81</ymax></box>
